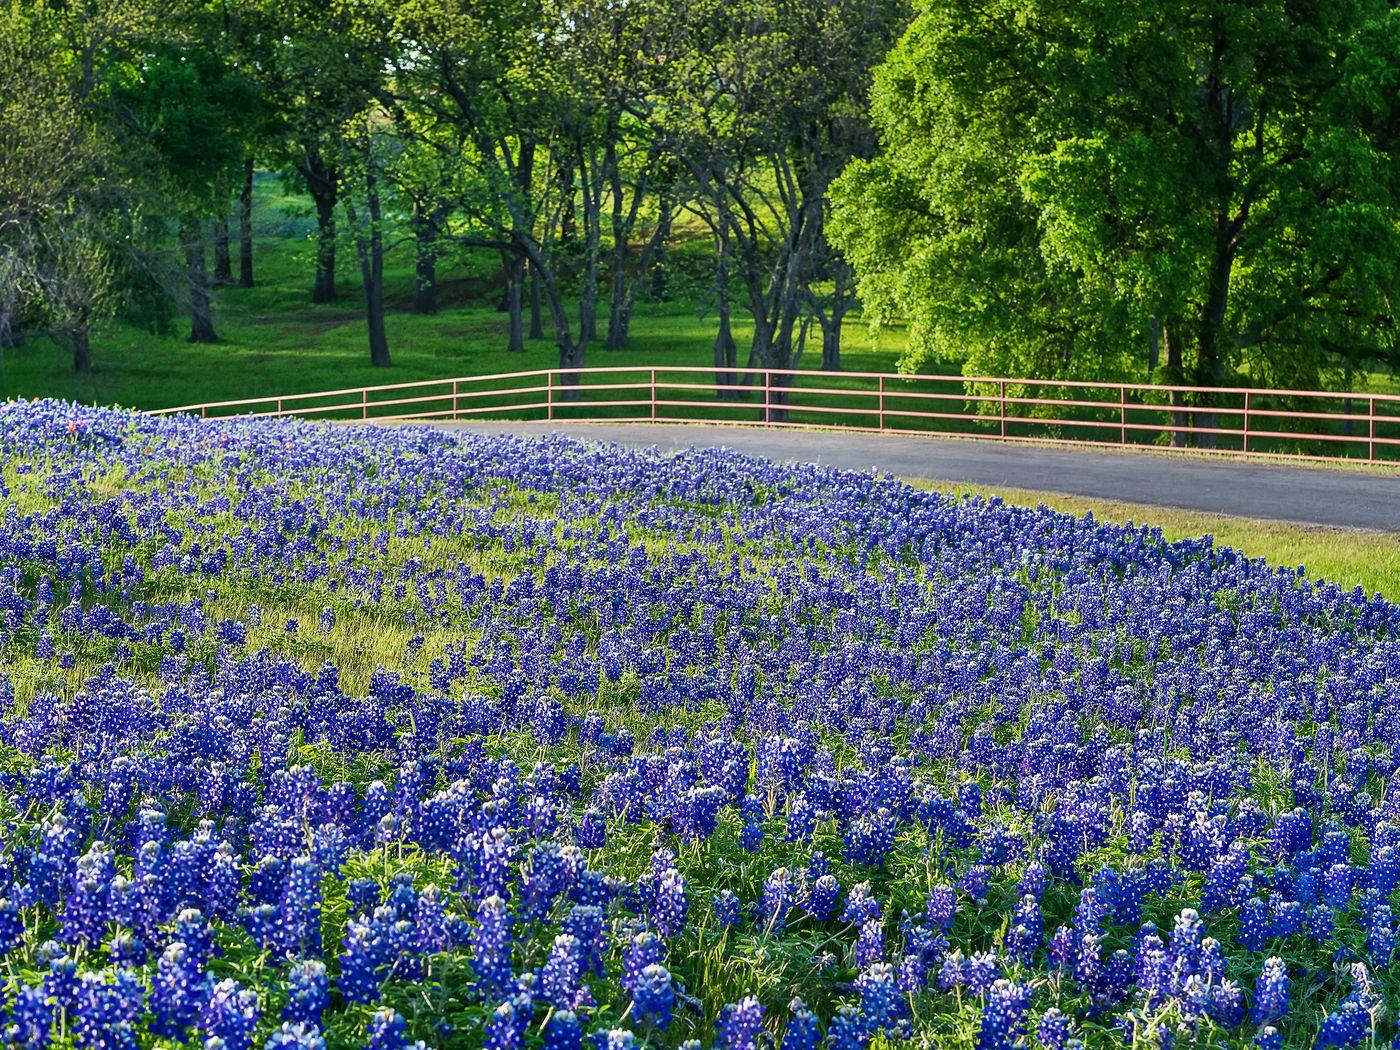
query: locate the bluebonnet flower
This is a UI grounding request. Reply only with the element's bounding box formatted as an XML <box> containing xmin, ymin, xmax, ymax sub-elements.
<box><xmin>1314</xmin><ymin>998</ymin><xmax>1370</xmax><ymax>1048</ymax></box>
<box><xmin>782</xmin><ymin>999</ymin><xmax>821</xmax><ymax>1050</ymax></box>
<box><xmin>0</xmin><ymin>896</ymin><xmax>25</xmax><ymax>954</ymax></box>
<box><xmin>717</xmin><ymin>997</ymin><xmax>764</xmax><ymax>1050</ymax></box>
<box><xmin>855</xmin><ymin>918</ymin><xmax>884</xmax><ymax>968</ymax></box>
<box><xmin>263</xmin><ymin>1022</ymin><xmax>327</xmax><ymax>1049</ymax></box>
<box><xmin>483</xmin><ymin>999</ymin><xmax>527</xmax><ymax>1050</ymax></box>
<box><xmin>469</xmin><ymin>895</ymin><xmax>514</xmax><ymax>996</ymax></box>
<box><xmin>366</xmin><ymin>1008</ymin><xmax>427</xmax><ymax>1050</ymax></box>
<box><xmin>761</xmin><ymin>867</ymin><xmax>795</xmax><ymax>934</ymax></box>
<box><xmin>856</xmin><ymin>963</ymin><xmax>903</xmax><ymax>1033</ymax></box>
<box><xmin>283</xmin><ymin>960</ymin><xmax>328</xmax><ymax>1025</ymax></box>
<box><xmin>1035</xmin><ymin>1008</ymin><xmax>1072</xmax><ymax>1050</ymax></box>
<box><xmin>632</xmin><ymin>963</ymin><xmax>674</xmax><ymax>1030</ymax></box>
<box><xmin>802</xmin><ymin>874</ymin><xmax>840</xmax><ymax>920</ymax></box>
<box><xmin>543</xmin><ymin>1011</ymin><xmax>583</xmax><ymax>1050</ymax></box>
<box><xmin>650</xmin><ymin>868</ymin><xmax>688</xmax><ymax>939</ymax></box>
<box><xmin>150</xmin><ymin>942</ymin><xmax>203</xmax><ymax>1038</ymax></box>
<box><xmin>6</xmin><ymin>983</ymin><xmax>52</xmax><ymax>1048</ymax></box>
<box><xmin>1252</xmin><ymin>957</ymin><xmax>1289</xmax><ymax>1026</ymax></box>
<box><xmin>541</xmin><ymin>934</ymin><xmax>586</xmax><ymax>1009</ymax></box>
<box><xmin>714</xmin><ymin>890</ymin><xmax>743</xmax><ymax>926</ymax></box>
<box><xmin>201</xmin><ymin>979</ymin><xmax>261</xmax><ymax>1050</ymax></box>
<box><xmin>976</xmin><ymin>980</ymin><xmax>1032</xmax><ymax>1050</ymax></box>
<box><xmin>826</xmin><ymin>1005</ymin><xmax>868</xmax><ymax>1050</ymax></box>
<box><xmin>593</xmin><ymin>1031</ymin><xmax>635</xmax><ymax>1050</ymax></box>
<box><xmin>622</xmin><ymin>932</ymin><xmax>665</xmax><ymax>994</ymax></box>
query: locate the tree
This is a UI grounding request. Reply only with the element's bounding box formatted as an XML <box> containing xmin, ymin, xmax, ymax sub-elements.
<box><xmin>664</xmin><ymin>0</ymin><xmax>907</xmax><ymax>409</ymax></box>
<box><xmin>247</xmin><ymin>0</ymin><xmax>382</xmax><ymax>304</ymax></box>
<box><xmin>114</xmin><ymin>42</ymin><xmax>257</xmax><ymax>343</ymax></box>
<box><xmin>832</xmin><ymin>0</ymin><xmax>1400</xmax><ymax>439</ymax></box>
<box><xmin>394</xmin><ymin>0</ymin><xmax>609</xmax><ymax>386</ymax></box>
<box><xmin>339</xmin><ymin>114</ymin><xmax>393</xmax><ymax>367</ymax></box>
<box><xmin>0</xmin><ymin>0</ymin><xmax>146</xmax><ymax>370</ymax></box>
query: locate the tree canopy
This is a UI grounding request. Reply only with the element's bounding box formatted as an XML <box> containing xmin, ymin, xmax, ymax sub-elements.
<box><xmin>831</xmin><ymin>0</ymin><xmax>1400</xmax><ymax>392</ymax></box>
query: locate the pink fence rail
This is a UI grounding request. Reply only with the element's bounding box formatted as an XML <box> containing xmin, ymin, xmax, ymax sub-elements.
<box><xmin>147</xmin><ymin>366</ymin><xmax>1400</xmax><ymax>465</ymax></box>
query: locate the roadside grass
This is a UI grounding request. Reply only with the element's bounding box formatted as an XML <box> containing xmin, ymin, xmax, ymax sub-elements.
<box><xmin>917</xmin><ymin>479</ymin><xmax>1400</xmax><ymax>601</ymax></box>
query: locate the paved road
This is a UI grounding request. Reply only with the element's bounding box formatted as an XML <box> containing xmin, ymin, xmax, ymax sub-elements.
<box><xmin>433</xmin><ymin>421</ymin><xmax>1399</xmax><ymax>532</ymax></box>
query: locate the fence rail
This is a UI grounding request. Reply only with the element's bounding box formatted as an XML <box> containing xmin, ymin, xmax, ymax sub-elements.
<box><xmin>146</xmin><ymin>365</ymin><xmax>1400</xmax><ymax>465</ymax></box>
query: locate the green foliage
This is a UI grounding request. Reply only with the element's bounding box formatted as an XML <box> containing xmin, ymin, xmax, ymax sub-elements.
<box><xmin>831</xmin><ymin>0</ymin><xmax>1400</xmax><ymax>389</ymax></box>
<box><xmin>111</xmin><ymin>43</ymin><xmax>258</xmax><ymax>215</ymax></box>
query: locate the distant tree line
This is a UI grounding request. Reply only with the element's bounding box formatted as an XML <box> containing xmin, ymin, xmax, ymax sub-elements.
<box><xmin>2</xmin><ymin>0</ymin><xmax>1396</xmax><ymax>408</ymax></box>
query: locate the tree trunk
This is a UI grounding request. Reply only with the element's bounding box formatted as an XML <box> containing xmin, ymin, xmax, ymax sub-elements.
<box><xmin>213</xmin><ymin>212</ymin><xmax>232</xmax><ymax>284</ymax></box>
<box><xmin>605</xmin><ymin>254</ymin><xmax>629</xmax><ymax>350</ymax></box>
<box><xmin>754</xmin><ymin>238</ymin><xmax>808</xmax><ymax>425</ymax></box>
<box><xmin>649</xmin><ymin>207</ymin><xmax>672</xmax><ymax>302</ymax></box>
<box><xmin>713</xmin><ymin>300</ymin><xmax>737</xmax><ymax>398</ymax></box>
<box><xmin>712</xmin><ymin>212</ymin><xmax>739</xmax><ymax>397</ymax></box>
<box><xmin>606</xmin><ymin>197</ymin><xmax>670</xmax><ymax>351</ymax></box>
<box><xmin>558</xmin><ymin>162</ymin><xmax>577</xmax><ymax>245</ymax></box>
<box><xmin>578</xmin><ymin>164</ymin><xmax>601</xmax><ymax>348</ymax></box>
<box><xmin>347</xmin><ymin>165</ymin><xmax>390</xmax><ymax>368</ymax></box>
<box><xmin>70</xmin><ymin>326</ymin><xmax>91</xmax><ymax>372</ymax></box>
<box><xmin>1193</xmin><ymin>227</ymin><xmax>1234</xmax><ymax>449</ymax></box>
<box><xmin>237</xmin><ymin>157</ymin><xmax>254</xmax><ymax>287</ymax></box>
<box><xmin>299</xmin><ymin>142</ymin><xmax>339</xmax><ymax>303</ymax></box>
<box><xmin>312</xmin><ymin>190</ymin><xmax>337</xmax><ymax>303</ymax></box>
<box><xmin>520</xmin><ymin>240</ymin><xmax>583</xmax><ymax>401</ymax></box>
<box><xmin>503</xmin><ymin>250</ymin><xmax>524</xmax><ymax>352</ymax></box>
<box><xmin>411</xmin><ymin>202</ymin><xmax>440</xmax><ymax>314</ymax></box>
<box><xmin>820</xmin><ymin>320</ymin><xmax>841</xmax><ymax>373</ymax></box>
<box><xmin>819</xmin><ymin>263</ymin><xmax>852</xmax><ymax>372</ymax></box>
<box><xmin>182</xmin><ymin>220</ymin><xmax>217</xmax><ymax>343</ymax></box>
<box><xmin>527</xmin><ymin>259</ymin><xmax>543</xmax><ymax>340</ymax></box>
<box><xmin>1163</xmin><ymin>322</ymin><xmax>1187</xmax><ymax>448</ymax></box>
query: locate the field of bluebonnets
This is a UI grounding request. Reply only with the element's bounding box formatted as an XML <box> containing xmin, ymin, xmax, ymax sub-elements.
<box><xmin>0</xmin><ymin>400</ymin><xmax>1397</xmax><ymax>1050</ymax></box>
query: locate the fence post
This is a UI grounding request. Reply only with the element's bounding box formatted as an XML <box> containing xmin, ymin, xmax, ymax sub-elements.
<box><xmin>1370</xmin><ymin>396</ymin><xmax>1377</xmax><ymax>461</ymax></box>
<box><xmin>452</xmin><ymin>379</ymin><xmax>459</xmax><ymax>420</ymax></box>
<box><xmin>201</xmin><ymin>406</ymin><xmax>206</xmax><ymax>420</ymax></box>
<box><xmin>362</xmin><ymin>389</ymin><xmax>367</xmax><ymax>421</ymax></box>
<box><xmin>1242</xmin><ymin>391</ymin><xmax>1250</xmax><ymax>454</ymax></box>
<box><xmin>1119</xmin><ymin>385</ymin><xmax>1127</xmax><ymax>446</ymax></box>
<box><xmin>999</xmin><ymin>380</ymin><xmax>1006</xmax><ymax>439</ymax></box>
<box><xmin>650</xmin><ymin>369</ymin><xmax>657</xmax><ymax>421</ymax></box>
<box><xmin>278</xmin><ymin>397</ymin><xmax>284</xmax><ymax>417</ymax></box>
<box><xmin>547</xmin><ymin>371</ymin><xmax>554</xmax><ymax>421</ymax></box>
<box><xmin>764</xmin><ymin>370</ymin><xmax>772</xmax><ymax>424</ymax></box>
<box><xmin>878</xmin><ymin>375</ymin><xmax>885</xmax><ymax>431</ymax></box>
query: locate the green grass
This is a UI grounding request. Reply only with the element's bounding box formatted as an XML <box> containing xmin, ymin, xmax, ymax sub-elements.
<box><xmin>917</xmin><ymin>479</ymin><xmax>1400</xmax><ymax>601</ymax></box>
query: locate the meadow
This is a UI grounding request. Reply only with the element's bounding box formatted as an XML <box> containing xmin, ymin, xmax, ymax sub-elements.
<box><xmin>0</xmin><ymin>400</ymin><xmax>1396</xmax><ymax>1049</ymax></box>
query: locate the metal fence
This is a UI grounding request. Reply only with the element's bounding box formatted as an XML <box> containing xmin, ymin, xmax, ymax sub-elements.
<box><xmin>148</xmin><ymin>365</ymin><xmax>1400</xmax><ymax>464</ymax></box>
